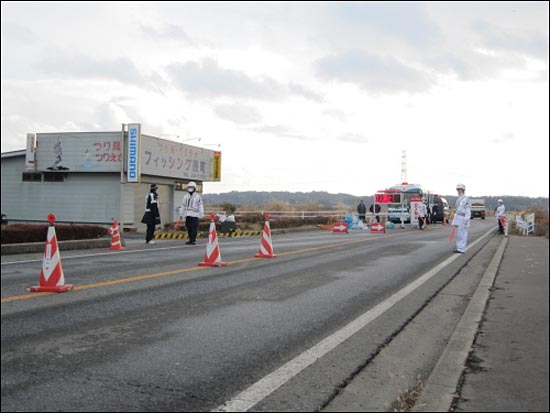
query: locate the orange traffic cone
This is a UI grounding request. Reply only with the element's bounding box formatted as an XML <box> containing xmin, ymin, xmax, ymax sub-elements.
<box><xmin>198</xmin><ymin>214</ymin><xmax>228</xmax><ymax>267</ymax></box>
<box><xmin>499</xmin><ymin>216</ymin><xmax>508</xmax><ymax>236</ymax></box>
<box><xmin>255</xmin><ymin>214</ymin><xmax>277</xmax><ymax>258</ymax></box>
<box><xmin>30</xmin><ymin>214</ymin><xmax>74</xmax><ymax>293</ymax></box>
<box><xmin>108</xmin><ymin>219</ymin><xmax>125</xmax><ymax>250</ymax></box>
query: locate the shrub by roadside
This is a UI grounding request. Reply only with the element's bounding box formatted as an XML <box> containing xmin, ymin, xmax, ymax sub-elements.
<box><xmin>1</xmin><ymin>224</ymin><xmax>108</xmax><ymax>244</ymax></box>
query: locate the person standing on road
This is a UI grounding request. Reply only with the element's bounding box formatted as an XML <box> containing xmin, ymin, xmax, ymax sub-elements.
<box><xmin>357</xmin><ymin>200</ymin><xmax>367</xmax><ymax>223</ymax></box>
<box><xmin>495</xmin><ymin>199</ymin><xmax>506</xmax><ymax>234</ymax></box>
<box><xmin>369</xmin><ymin>203</ymin><xmax>381</xmax><ymax>223</ymax></box>
<box><xmin>451</xmin><ymin>183</ymin><xmax>471</xmax><ymax>253</ymax></box>
<box><xmin>181</xmin><ymin>181</ymin><xmax>204</xmax><ymax>245</ymax></box>
<box><xmin>431</xmin><ymin>203</ymin><xmax>439</xmax><ymax>224</ymax></box>
<box><xmin>418</xmin><ymin>201</ymin><xmax>427</xmax><ymax>230</ymax></box>
<box><xmin>141</xmin><ymin>183</ymin><xmax>161</xmax><ymax>245</ymax></box>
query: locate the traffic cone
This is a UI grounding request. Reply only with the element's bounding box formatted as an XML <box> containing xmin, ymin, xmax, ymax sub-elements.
<box><xmin>255</xmin><ymin>214</ymin><xmax>277</xmax><ymax>258</ymax></box>
<box><xmin>108</xmin><ymin>219</ymin><xmax>125</xmax><ymax>250</ymax></box>
<box><xmin>30</xmin><ymin>214</ymin><xmax>73</xmax><ymax>293</ymax></box>
<box><xmin>499</xmin><ymin>216</ymin><xmax>508</xmax><ymax>236</ymax></box>
<box><xmin>198</xmin><ymin>214</ymin><xmax>228</xmax><ymax>267</ymax></box>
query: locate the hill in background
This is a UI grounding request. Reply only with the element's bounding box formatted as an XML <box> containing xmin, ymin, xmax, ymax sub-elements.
<box><xmin>203</xmin><ymin>191</ymin><xmax>549</xmax><ymax>212</ymax></box>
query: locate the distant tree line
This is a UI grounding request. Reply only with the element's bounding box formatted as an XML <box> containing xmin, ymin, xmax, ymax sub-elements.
<box><xmin>203</xmin><ymin>191</ymin><xmax>548</xmax><ymax>212</ymax></box>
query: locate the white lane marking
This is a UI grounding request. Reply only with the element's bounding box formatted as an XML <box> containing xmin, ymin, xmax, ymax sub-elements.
<box><xmin>213</xmin><ymin>228</ymin><xmax>495</xmax><ymax>412</ymax></box>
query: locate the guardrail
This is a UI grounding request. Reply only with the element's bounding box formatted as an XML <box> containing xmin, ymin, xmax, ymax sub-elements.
<box><xmin>202</xmin><ymin>210</ymin><xmax>405</xmax><ymax>223</ymax></box>
<box><xmin>203</xmin><ymin>210</ymin><xmax>350</xmax><ymax>220</ymax></box>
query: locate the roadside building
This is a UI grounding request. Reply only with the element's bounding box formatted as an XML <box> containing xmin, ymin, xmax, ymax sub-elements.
<box><xmin>0</xmin><ymin>124</ymin><xmax>221</xmax><ymax>229</ymax></box>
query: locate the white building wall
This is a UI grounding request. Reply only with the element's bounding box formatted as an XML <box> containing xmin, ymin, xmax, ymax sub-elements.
<box><xmin>1</xmin><ymin>155</ymin><xmax>120</xmax><ymax>224</ymax></box>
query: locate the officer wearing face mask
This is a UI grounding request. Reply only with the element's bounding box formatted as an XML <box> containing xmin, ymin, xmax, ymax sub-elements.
<box><xmin>180</xmin><ymin>181</ymin><xmax>204</xmax><ymax>245</ymax></box>
<box><xmin>451</xmin><ymin>183</ymin><xmax>471</xmax><ymax>254</ymax></box>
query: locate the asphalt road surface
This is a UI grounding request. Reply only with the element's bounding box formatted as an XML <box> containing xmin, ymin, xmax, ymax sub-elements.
<box><xmin>1</xmin><ymin>220</ymin><xmax>497</xmax><ymax>412</ymax></box>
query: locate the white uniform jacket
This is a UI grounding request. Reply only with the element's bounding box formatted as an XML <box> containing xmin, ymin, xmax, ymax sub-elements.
<box><xmin>495</xmin><ymin>204</ymin><xmax>506</xmax><ymax>219</ymax></box>
<box><xmin>451</xmin><ymin>195</ymin><xmax>471</xmax><ymax>227</ymax></box>
<box><xmin>181</xmin><ymin>192</ymin><xmax>204</xmax><ymax>219</ymax></box>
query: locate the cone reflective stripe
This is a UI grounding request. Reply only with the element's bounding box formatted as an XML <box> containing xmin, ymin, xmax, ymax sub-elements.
<box><xmin>30</xmin><ymin>216</ymin><xmax>73</xmax><ymax>293</ymax></box>
<box><xmin>108</xmin><ymin>219</ymin><xmax>125</xmax><ymax>250</ymax></box>
<box><xmin>255</xmin><ymin>214</ymin><xmax>277</xmax><ymax>258</ymax></box>
<box><xmin>198</xmin><ymin>215</ymin><xmax>228</xmax><ymax>267</ymax></box>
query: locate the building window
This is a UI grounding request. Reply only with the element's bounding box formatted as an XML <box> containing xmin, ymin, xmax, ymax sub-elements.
<box><xmin>22</xmin><ymin>172</ymin><xmax>42</xmax><ymax>182</ymax></box>
<box><xmin>43</xmin><ymin>172</ymin><xmax>65</xmax><ymax>182</ymax></box>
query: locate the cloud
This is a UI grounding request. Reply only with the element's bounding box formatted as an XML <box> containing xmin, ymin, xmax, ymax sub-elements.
<box><xmin>315</xmin><ymin>50</ymin><xmax>434</xmax><ymax>93</ymax></box>
<box><xmin>1</xmin><ymin>21</ymin><xmax>37</xmax><ymax>44</ymax></box>
<box><xmin>289</xmin><ymin>83</ymin><xmax>324</xmax><ymax>102</ymax></box>
<box><xmin>472</xmin><ymin>20</ymin><xmax>549</xmax><ymax>60</ymax></box>
<box><xmin>492</xmin><ymin>133</ymin><xmax>515</xmax><ymax>144</ymax></box>
<box><xmin>166</xmin><ymin>58</ymin><xmax>288</xmax><ymax>100</ymax></box>
<box><xmin>139</xmin><ymin>23</ymin><xmax>196</xmax><ymax>46</ymax></box>
<box><xmin>424</xmin><ymin>49</ymin><xmax>524</xmax><ymax>81</ymax></box>
<box><xmin>338</xmin><ymin>133</ymin><xmax>369</xmax><ymax>144</ymax></box>
<box><xmin>214</xmin><ymin>103</ymin><xmax>263</xmax><ymax>124</ymax></box>
<box><xmin>247</xmin><ymin>125</ymin><xmax>315</xmax><ymax>141</ymax></box>
<box><xmin>37</xmin><ymin>54</ymin><xmax>147</xmax><ymax>86</ymax></box>
<box><xmin>330</xmin><ymin>2</ymin><xmax>441</xmax><ymax>48</ymax></box>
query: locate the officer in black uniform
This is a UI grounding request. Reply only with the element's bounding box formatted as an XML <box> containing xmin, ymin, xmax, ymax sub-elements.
<box><xmin>141</xmin><ymin>183</ymin><xmax>161</xmax><ymax>244</ymax></box>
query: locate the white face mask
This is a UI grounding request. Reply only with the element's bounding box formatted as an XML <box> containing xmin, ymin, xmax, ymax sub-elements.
<box><xmin>188</xmin><ymin>187</ymin><xmax>195</xmax><ymax>193</ymax></box>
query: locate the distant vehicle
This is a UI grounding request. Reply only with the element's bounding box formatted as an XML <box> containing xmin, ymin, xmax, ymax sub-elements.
<box><xmin>470</xmin><ymin>198</ymin><xmax>486</xmax><ymax>219</ymax></box>
<box><xmin>427</xmin><ymin>195</ymin><xmax>450</xmax><ymax>224</ymax></box>
<box><xmin>386</xmin><ymin>183</ymin><xmax>423</xmax><ymax>224</ymax></box>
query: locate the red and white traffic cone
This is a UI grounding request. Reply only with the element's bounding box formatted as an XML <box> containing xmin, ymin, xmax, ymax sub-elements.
<box><xmin>255</xmin><ymin>214</ymin><xmax>277</xmax><ymax>258</ymax></box>
<box><xmin>30</xmin><ymin>213</ymin><xmax>74</xmax><ymax>293</ymax></box>
<box><xmin>108</xmin><ymin>219</ymin><xmax>125</xmax><ymax>250</ymax></box>
<box><xmin>499</xmin><ymin>216</ymin><xmax>508</xmax><ymax>237</ymax></box>
<box><xmin>198</xmin><ymin>214</ymin><xmax>228</xmax><ymax>267</ymax></box>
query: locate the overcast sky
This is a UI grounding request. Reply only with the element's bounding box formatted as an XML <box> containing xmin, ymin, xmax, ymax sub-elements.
<box><xmin>1</xmin><ymin>1</ymin><xmax>548</xmax><ymax>197</ymax></box>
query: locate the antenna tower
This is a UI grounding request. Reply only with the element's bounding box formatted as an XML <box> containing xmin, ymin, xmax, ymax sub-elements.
<box><xmin>401</xmin><ymin>150</ymin><xmax>407</xmax><ymax>183</ymax></box>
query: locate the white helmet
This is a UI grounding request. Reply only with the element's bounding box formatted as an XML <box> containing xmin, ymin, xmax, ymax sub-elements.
<box><xmin>188</xmin><ymin>181</ymin><xmax>196</xmax><ymax>188</ymax></box>
<box><xmin>498</xmin><ymin>199</ymin><xmax>503</xmax><ymax>204</ymax></box>
<box><xmin>456</xmin><ymin>183</ymin><xmax>465</xmax><ymax>190</ymax></box>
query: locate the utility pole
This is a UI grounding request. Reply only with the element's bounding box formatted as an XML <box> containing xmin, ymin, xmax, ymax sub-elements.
<box><xmin>401</xmin><ymin>150</ymin><xmax>407</xmax><ymax>183</ymax></box>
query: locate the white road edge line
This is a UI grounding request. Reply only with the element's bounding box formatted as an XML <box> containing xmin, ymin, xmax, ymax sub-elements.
<box><xmin>212</xmin><ymin>228</ymin><xmax>495</xmax><ymax>412</ymax></box>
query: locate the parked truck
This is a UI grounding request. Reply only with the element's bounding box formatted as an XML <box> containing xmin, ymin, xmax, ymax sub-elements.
<box><xmin>471</xmin><ymin>198</ymin><xmax>486</xmax><ymax>219</ymax></box>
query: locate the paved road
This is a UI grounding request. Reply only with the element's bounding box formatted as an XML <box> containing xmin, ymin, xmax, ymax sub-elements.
<box><xmin>2</xmin><ymin>221</ymin><xmax>502</xmax><ymax>411</ymax></box>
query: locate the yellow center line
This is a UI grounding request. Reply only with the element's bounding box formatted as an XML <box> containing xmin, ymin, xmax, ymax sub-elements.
<box><xmin>1</xmin><ymin>232</ymin><xmax>405</xmax><ymax>303</ymax></box>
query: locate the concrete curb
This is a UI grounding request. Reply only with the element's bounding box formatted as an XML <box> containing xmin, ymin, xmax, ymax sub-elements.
<box><xmin>412</xmin><ymin>237</ymin><xmax>509</xmax><ymax>412</ymax></box>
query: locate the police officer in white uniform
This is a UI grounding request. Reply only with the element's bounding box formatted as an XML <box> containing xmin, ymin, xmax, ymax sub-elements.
<box><xmin>180</xmin><ymin>181</ymin><xmax>204</xmax><ymax>245</ymax></box>
<box><xmin>495</xmin><ymin>199</ymin><xmax>506</xmax><ymax>234</ymax></box>
<box><xmin>451</xmin><ymin>183</ymin><xmax>471</xmax><ymax>253</ymax></box>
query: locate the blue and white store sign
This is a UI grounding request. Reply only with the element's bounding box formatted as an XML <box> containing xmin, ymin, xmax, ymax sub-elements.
<box><xmin>127</xmin><ymin>123</ymin><xmax>141</xmax><ymax>182</ymax></box>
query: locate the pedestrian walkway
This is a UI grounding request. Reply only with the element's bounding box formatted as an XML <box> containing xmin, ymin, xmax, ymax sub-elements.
<box><xmin>453</xmin><ymin>236</ymin><xmax>549</xmax><ymax>412</ymax></box>
<box><xmin>323</xmin><ymin>235</ymin><xmax>549</xmax><ymax>412</ymax></box>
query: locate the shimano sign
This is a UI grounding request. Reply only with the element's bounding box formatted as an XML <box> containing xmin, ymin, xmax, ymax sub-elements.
<box><xmin>127</xmin><ymin>123</ymin><xmax>140</xmax><ymax>182</ymax></box>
